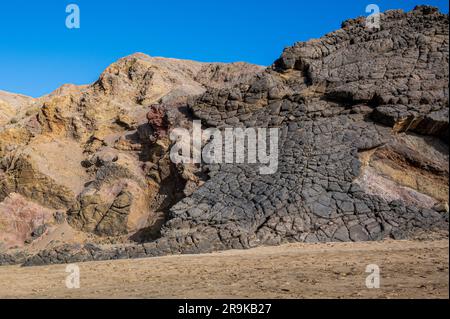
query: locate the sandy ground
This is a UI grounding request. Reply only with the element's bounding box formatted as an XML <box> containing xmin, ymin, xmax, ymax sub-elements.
<box><xmin>0</xmin><ymin>239</ymin><xmax>448</xmax><ymax>299</ymax></box>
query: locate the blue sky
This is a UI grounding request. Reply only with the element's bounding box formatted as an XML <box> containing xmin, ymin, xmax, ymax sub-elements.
<box><xmin>0</xmin><ymin>1</ymin><xmax>448</xmax><ymax>97</ymax></box>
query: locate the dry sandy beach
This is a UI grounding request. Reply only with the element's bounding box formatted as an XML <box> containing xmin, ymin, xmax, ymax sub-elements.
<box><xmin>0</xmin><ymin>239</ymin><xmax>448</xmax><ymax>299</ymax></box>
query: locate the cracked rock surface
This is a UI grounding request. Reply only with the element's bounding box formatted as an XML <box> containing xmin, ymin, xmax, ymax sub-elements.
<box><xmin>158</xmin><ymin>6</ymin><xmax>448</xmax><ymax>253</ymax></box>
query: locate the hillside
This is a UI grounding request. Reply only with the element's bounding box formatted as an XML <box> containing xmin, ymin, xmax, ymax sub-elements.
<box><xmin>0</xmin><ymin>6</ymin><xmax>448</xmax><ymax>266</ymax></box>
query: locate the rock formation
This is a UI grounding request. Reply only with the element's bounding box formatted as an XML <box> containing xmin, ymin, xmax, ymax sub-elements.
<box><xmin>0</xmin><ymin>6</ymin><xmax>448</xmax><ymax>266</ymax></box>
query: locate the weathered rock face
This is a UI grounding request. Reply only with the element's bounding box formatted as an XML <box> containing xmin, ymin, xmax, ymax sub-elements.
<box><xmin>0</xmin><ymin>54</ymin><xmax>264</xmax><ymax>252</ymax></box>
<box><xmin>0</xmin><ymin>193</ymin><xmax>55</xmax><ymax>250</ymax></box>
<box><xmin>0</xmin><ymin>90</ymin><xmax>35</xmax><ymax>127</ymax></box>
<box><xmin>66</xmin><ymin>151</ymin><xmax>157</xmax><ymax>237</ymax></box>
<box><xmin>355</xmin><ymin>133</ymin><xmax>449</xmax><ymax>209</ymax></box>
<box><xmin>158</xmin><ymin>6</ymin><xmax>449</xmax><ymax>252</ymax></box>
<box><xmin>276</xmin><ymin>6</ymin><xmax>449</xmax><ymax>140</ymax></box>
<box><xmin>0</xmin><ymin>6</ymin><xmax>448</xmax><ymax>266</ymax></box>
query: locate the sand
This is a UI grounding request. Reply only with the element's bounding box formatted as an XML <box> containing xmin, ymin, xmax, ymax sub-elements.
<box><xmin>0</xmin><ymin>239</ymin><xmax>448</xmax><ymax>299</ymax></box>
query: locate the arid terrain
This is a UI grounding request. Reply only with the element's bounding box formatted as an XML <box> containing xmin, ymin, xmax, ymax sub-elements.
<box><xmin>0</xmin><ymin>6</ymin><xmax>448</xmax><ymax>303</ymax></box>
<box><xmin>0</xmin><ymin>239</ymin><xmax>447</xmax><ymax>299</ymax></box>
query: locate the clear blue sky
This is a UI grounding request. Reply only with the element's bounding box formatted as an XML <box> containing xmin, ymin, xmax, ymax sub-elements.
<box><xmin>0</xmin><ymin>0</ymin><xmax>448</xmax><ymax>97</ymax></box>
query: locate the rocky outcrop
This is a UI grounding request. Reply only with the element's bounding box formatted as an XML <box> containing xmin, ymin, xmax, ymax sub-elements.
<box><xmin>0</xmin><ymin>6</ymin><xmax>448</xmax><ymax>266</ymax></box>
<box><xmin>66</xmin><ymin>153</ymin><xmax>155</xmax><ymax>237</ymax></box>
<box><xmin>0</xmin><ymin>193</ymin><xmax>55</xmax><ymax>249</ymax></box>
<box><xmin>0</xmin><ymin>90</ymin><xmax>35</xmax><ymax>127</ymax></box>
<box><xmin>276</xmin><ymin>6</ymin><xmax>449</xmax><ymax>140</ymax></box>
<box><xmin>156</xmin><ymin>5</ymin><xmax>449</xmax><ymax>252</ymax></box>
<box><xmin>0</xmin><ymin>53</ymin><xmax>263</xmax><ymax>252</ymax></box>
